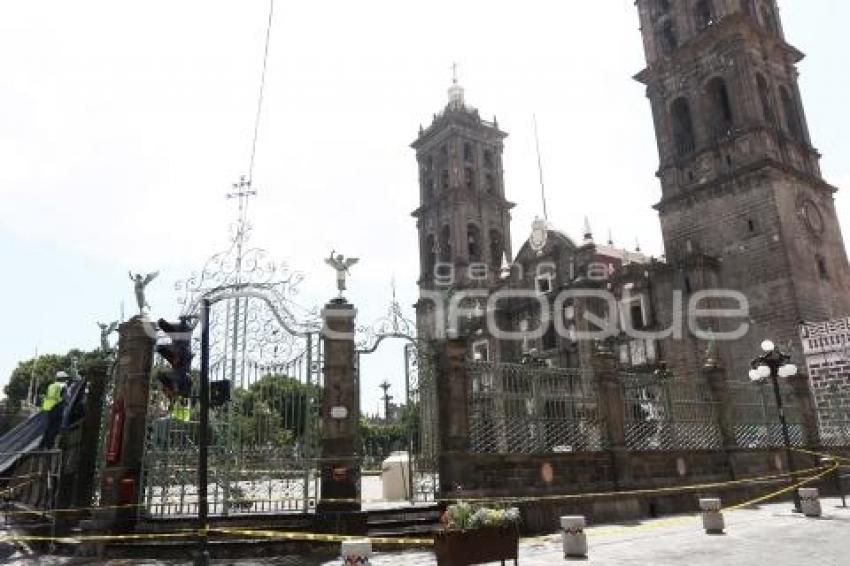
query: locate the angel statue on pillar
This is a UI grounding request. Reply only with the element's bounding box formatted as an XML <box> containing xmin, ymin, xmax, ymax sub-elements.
<box><xmin>97</xmin><ymin>321</ymin><xmax>118</xmax><ymax>353</ymax></box>
<box><xmin>324</xmin><ymin>251</ymin><xmax>359</xmax><ymax>299</ymax></box>
<box><xmin>129</xmin><ymin>270</ymin><xmax>159</xmax><ymax>316</ymax></box>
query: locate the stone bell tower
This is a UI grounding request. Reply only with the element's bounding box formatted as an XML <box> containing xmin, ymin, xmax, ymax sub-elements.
<box><xmin>634</xmin><ymin>0</ymin><xmax>850</xmax><ymax>372</ymax></box>
<box><xmin>411</xmin><ymin>71</ymin><xmax>515</xmax><ymax>339</ymax></box>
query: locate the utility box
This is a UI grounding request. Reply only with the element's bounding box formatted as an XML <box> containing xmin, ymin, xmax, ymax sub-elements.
<box><xmin>381</xmin><ymin>451</ymin><xmax>410</xmax><ymax>501</ymax></box>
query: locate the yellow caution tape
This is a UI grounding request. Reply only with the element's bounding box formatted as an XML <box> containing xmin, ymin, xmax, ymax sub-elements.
<box><xmin>0</xmin><ymin>530</ymin><xmax>198</xmax><ymax>544</ymax></box>
<box><xmin>439</xmin><ymin>463</ymin><xmax>831</xmax><ymax>505</ymax></box>
<box><xmin>524</xmin><ymin>462</ymin><xmax>843</xmax><ymax>542</ymax></box>
<box><xmin>137</xmin><ymin>464</ymin><xmax>833</xmax><ymax>507</ymax></box>
<box><xmin>1</xmin><ymin>501</ymin><xmax>143</xmax><ymax>518</ymax></box>
<box><xmin>211</xmin><ymin>527</ymin><xmax>434</xmax><ymax>546</ymax></box>
<box><xmin>0</xmin><ymin>450</ymin><xmax>845</xmax><ymax>548</ymax></box>
<box><xmin>723</xmin><ymin>462</ymin><xmax>840</xmax><ymax>511</ymax></box>
<box><xmin>792</xmin><ymin>447</ymin><xmax>850</xmax><ymax>464</ymax></box>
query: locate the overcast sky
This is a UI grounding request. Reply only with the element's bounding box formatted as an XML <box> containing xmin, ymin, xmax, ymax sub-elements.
<box><xmin>1</xmin><ymin>1</ymin><xmax>848</xmax><ymax>410</ymax></box>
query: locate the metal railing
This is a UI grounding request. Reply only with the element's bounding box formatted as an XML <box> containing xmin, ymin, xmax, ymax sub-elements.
<box><xmin>465</xmin><ymin>362</ymin><xmax>605</xmax><ymax>454</ymax></box>
<box><xmin>140</xmin><ymin>332</ymin><xmax>323</xmax><ymax>518</ymax></box>
<box><xmin>728</xmin><ymin>380</ymin><xmax>805</xmax><ymax>448</ymax></box>
<box><xmin>622</xmin><ymin>372</ymin><xmax>722</xmax><ymax>451</ymax></box>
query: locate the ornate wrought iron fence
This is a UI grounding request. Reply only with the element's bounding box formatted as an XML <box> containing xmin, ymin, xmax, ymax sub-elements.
<box><xmin>728</xmin><ymin>380</ymin><xmax>805</xmax><ymax>448</ymax></box>
<box><xmin>92</xmin><ymin>362</ymin><xmax>117</xmax><ymax>506</ymax></box>
<box><xmin>409</xmin><ymin>348</ymin><xmax>439</xmax><ymax>501</ymax></box>
<box><xmin>465</xmin><ymin>362</ymin><xmax>605</xmax><ymax>454</ymax></box>
<box><xmin>622</xmin><ymin>373</ymin><xmax>722</xmax><ymax>451</ymax></box>
<box><xmin>818</xmin><ymin>419</ymin><xmax>850</xmax><ymax>447</ymax></box>
<box><xmin>141</xmin><ymin>330</ymin><xmax>323</xmax><ymax>518</ymax></box>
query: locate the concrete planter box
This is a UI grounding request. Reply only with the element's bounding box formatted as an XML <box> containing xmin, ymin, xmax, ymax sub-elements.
<box><xmin>434</xmin><ymin>526</ymin><xmax>519</xmax><ymax>565</ymax></box>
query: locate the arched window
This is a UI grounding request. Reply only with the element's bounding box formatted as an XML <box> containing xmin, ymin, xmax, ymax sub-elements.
<box><xmin>759</xmin><ymin>2</ymin><xmax>778</xmax><ymax>34</ymax></box>
<box><xmin>779</xmin><ymin>86</ymin><xmax>804</xmax><ymax>142</ymax></box>
<box><xmin>671</xmin><ymin>97</ymin><xmax>696</xmax><ymax>156</ymax></box>
<box><xmin>695</xmin><ymin>0</ymin><xmax>713</xmax><ymax>32</ymax></box>
<box><xmin>706</xmin><ymin>77</ymin><xmax>734</xmax><ymax>136</ymax></box>
<box><xmin>756</xmin><ymin>74</ymin><xmax>775</xmax><ymax>124</ymax></box>
<box><xmin>439</xmin><ymin>225</ymin><xmax>452</xmax><ymax>263</ymax></box>
<box><xmin>425</xmin><ymin>234</ymin><xmax>436</xmax><ymax>279</ymax></box>
<box><xmin>467</xmin><ymin>224</ymin><xmax>482</xmax><ymax>263</ymax></box>
<box><xmin>463</xmin><ymin>142</ymin><xmax>473</xmax><ymax>162</ymax></box>
<box><xmin>489</xmin><ymin>230</ymin><xmax>503</xmax><ymax>269</ymax></box>
<box><xmin>657</xmin><ymin>20</ymin><xmax>678</xmax><ymax>55</ymax></box>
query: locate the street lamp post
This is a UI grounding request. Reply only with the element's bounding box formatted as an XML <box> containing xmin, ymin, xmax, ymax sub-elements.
<box><xmin>748</xmin><ymin>339</ymin><xmax>802</xmax><ymax>513</ymax></box>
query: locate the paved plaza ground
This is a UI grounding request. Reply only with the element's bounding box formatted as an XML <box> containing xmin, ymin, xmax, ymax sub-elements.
<box><xmin>342</xmin><ymin>497</ymin><xmax>850</xmax><ymax>566</ymax></box>
<box><xmin>1</xmin><ymin>498</ymin><xmax>848</xmax><ymax>565</ymax></box>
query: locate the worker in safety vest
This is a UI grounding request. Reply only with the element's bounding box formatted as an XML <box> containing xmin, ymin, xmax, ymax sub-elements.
<box><xmin>170</xmin><ymin>398</ymin><xmax>191</xmax><ymax>422</ymax></box>
<box><xmin>41</xmin><ymin>371</ymin><xmax>69</xmax><ymax>412</ymax></box>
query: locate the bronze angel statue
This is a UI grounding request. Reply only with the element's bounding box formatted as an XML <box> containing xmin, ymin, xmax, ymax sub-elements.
<box><xmin>129</xmin><ymin>270</ymin><xmax>159</xmax><ymax>315</ymax></box>
<box><xmin>324</xmin><ymin>251</ymin><xmax>359</xmax><ymax>298</ymax></box>
<box><xmin>97</xmin><ymin>321</ymin><xmax>118</xmax><ymax>353</ymax></box>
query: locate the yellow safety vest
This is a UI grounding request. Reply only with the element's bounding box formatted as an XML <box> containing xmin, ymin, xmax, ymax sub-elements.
<box><xmin>41</xmin><ymin>381</ymin><xmax>65</xmax><ymax>411</ymax></box>
<box><xmin>171</xmin><ymin>403</ymin><xmax>190</xmax><ymax>422</ymax></box>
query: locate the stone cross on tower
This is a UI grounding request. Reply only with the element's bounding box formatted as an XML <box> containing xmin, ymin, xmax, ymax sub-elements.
<box><xmin>448</xmin><ymin>62</ymin><xmax>465</xmax><ymax>109</ymax></box>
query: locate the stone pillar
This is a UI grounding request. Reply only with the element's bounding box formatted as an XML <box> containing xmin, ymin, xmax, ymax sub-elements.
<box><xmin>703</xmin><ymin>361</ymin><xmax>738</xmax><ymax>479</ymax></box>
<box><xmin>98</xmin><ymin>316</ymin><xmax>155</xmax><ymax>531</ymax></box>
<box><xmin>703</xmin><ymin>363</ymin><xmax>737</xmax><ymax>450</ymax></box>
<box><xmin>317</xmin><ymin>299</ymin><xmax>361</xmax><ymax>513</ymax></box>
<box><xmin>592</xmin><ymin>345</ymin><xmax>630</xmax><ymax>488</ymax></box>
<box><xmin>436</xmin><ymin>339</ymin><xmax>471</xmax><ymax>495</ymax></box>
<box><xmin>789</xmin><ymin>373</ymin><xmax>821</xmax><ymax>448</ymax></box>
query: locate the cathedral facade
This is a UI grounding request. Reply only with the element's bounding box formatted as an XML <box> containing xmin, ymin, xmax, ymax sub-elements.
<box><xmin>413</xmin><ymin>0</ymin><xmax>850</xmax><ymax>386</ymax></box>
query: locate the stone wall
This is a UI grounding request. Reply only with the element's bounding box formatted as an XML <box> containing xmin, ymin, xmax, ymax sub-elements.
<box><xmin>434</xmin><ymin>338</ymin><xmax>843</xmax><ymax>531</ymax></box>
<box><xmin>441</xmin><ymin>447</ymin><xmax>823</xmax><ymax>533</ymax></box>
<box><xmin>801</xmin><ymin>319</ymin><xmax>850</xmax><ymax>446</ymax></box>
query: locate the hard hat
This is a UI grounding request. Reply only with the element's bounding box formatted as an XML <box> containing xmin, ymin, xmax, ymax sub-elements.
<box><xmin>56</xmin><ymin>371</ymin><xmax>69</xmax><ymax>379</ymax></box>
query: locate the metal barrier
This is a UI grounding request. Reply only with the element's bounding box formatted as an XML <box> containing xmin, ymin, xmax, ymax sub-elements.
<box><xmin>728</xmin><ymin>381</ymin><xmax>805</xmax><ymax>448</ymax></box>
<box><xmin>819</xmin><ymin>421</ymin><xmax>850</xmax><ymax>448</ymax></box>
<box><xmin>465</xmin><ymin>362</ymin><xmax>605</xmax><ymax>454</ymax></box>
<box><xmin>0</xmin><ymin>449</ymin><xmax>62</xmax><ymax>516</ymax></box>
<box><xmin>140</xmin><ymin>334</ymin><xmax>323</xmax><ymax>518</ymax></box>
<box><xmin>622</xmin><ymin>373</ymin><xmax>722</xmax><ymax>451</ymax></box>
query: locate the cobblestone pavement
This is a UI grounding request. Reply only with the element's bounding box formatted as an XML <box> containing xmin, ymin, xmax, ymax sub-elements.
<box><xmin>2</xmin><ymin>499</ymin><xmax>848</xmax><ymax>564</ymax></box>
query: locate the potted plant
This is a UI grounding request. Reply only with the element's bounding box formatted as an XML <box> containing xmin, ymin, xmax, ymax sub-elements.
<box><xmin>434</xmin><ymin>502</ymin><xmax>520</xmax><ymax>566</ymax></box>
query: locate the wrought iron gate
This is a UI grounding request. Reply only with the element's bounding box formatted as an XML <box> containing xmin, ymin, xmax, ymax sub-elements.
<box><xmin>140</xmin><ymin>319</ymin><xmax>323</xmax><ymax>517</ymax></box>
<box><xmin>407</xmin><ymin>343</ymin><xmax>438</xmax><ymax>501</ymax></box>
<box><xmin>140</xmin><ymin>307</ymin><xmax>322</xmax><ymax>517</ymax></box>
<box><xmin>139</xmin><ymin>226</ymin><xmax>324</xmax><ymax>518</ymax></box>
<box><xmin>355</xmin><ymin>291</ymin><xmax>437</xmax><ymax>502</ymax></box>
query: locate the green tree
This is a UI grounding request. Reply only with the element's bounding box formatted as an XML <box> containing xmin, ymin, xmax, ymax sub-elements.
<box><xmin>228</xmin><ymin>374</ymin><xmax>320</xmax><ymax>449</ymax></box>
<box><xmin>1</xmin><ymin>348</ymin><xmax>108</xmax><ymax>435</ymax></box>
<box><xmin>4</xmin><ymin>349</ymin><xmax>108</xmax><ymax>412</ymax></box>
